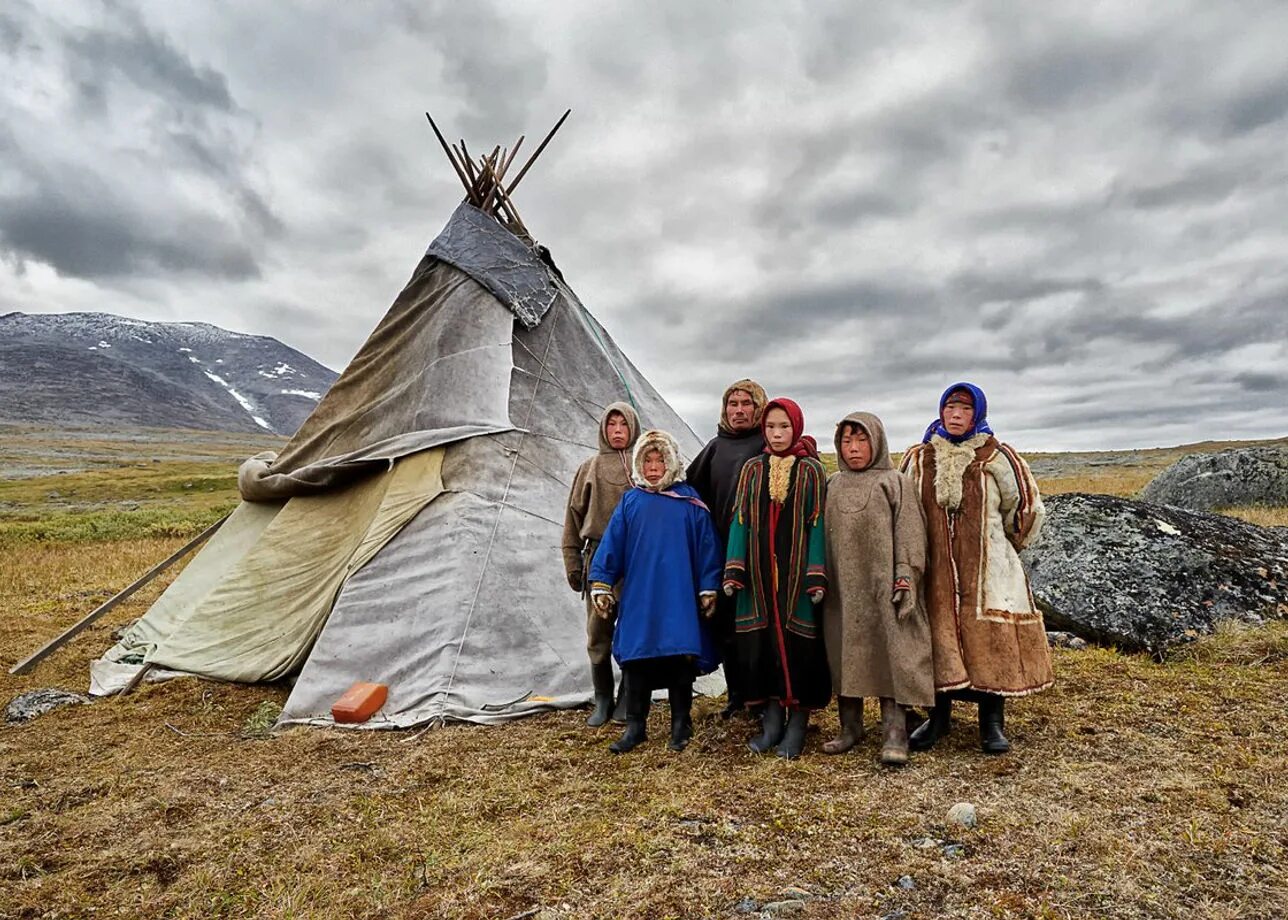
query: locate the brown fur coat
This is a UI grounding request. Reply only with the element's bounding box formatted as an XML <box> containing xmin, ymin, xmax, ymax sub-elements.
<box><xmin>899</xmin><ymin>433</ymin><xmax>1054</xmax><ymax>697</ymax></box>
<box><xmin>561</xmin><ymin>402</ymin><xmax>641</xmax><ymax>580</ymax></box>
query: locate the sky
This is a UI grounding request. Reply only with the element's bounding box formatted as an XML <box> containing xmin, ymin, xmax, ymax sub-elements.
<box><xmin>2</xmin><ymin>1</ymin><xmax>1287</xmax><ymax>452</ymax></box>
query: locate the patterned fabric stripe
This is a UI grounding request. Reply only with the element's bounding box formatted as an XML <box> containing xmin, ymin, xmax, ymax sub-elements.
<box><xmin>589</xmin><ymin>581</ymin><xmax>613</xmax><ymax>594</ymax></box>
<box><xmin>997</xmin><ymin>443</ymin><xmax>1038</xmax><ymax>543</ymax></box>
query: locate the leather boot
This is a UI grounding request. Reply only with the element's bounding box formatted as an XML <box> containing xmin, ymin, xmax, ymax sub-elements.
<box><xmin>879</xmin><ymin>697</ymin><xmax>909</xmax><ymax>766</ymax></box>
<box><xmin>609</xmin><ymin>674</ymin><xmax>650</xmax><ymax>754</ymax></box>
<box><xmin>776</xmin><ymin>707</ymin><xmax>810</xmax><ymax>760</ymax></box>
<box><xmin>610</xmin><ymin>669</ymin><xmax>630</xmax><ymax>724</ymax></box>
<box><xmin>908</xmin><ymin>693</ymin><xmax>952</xmax><ymax>751</ymax></box>
<box><xmin>822</xmin><ymin>696</ymin><xmax>865</xmax><ymax>754</ymax></box>
<box><xmin>668</xmin><ymin>681</ymin><xmax>694</xmax><ymax>752</ymax></box>
<box><xmin>978</xmin><ymin>694</ymin><xmax>1010</xmax><ymax>754</ymax></box>
<box><xmin>586</xmin><ymin>660</ymin><xmax>614</xmax><ymax>728</ymax></box>
<box><xmin>748</xmin><ymin>701</ymin><xmax>786</xmax><ymax>754</ymax></box>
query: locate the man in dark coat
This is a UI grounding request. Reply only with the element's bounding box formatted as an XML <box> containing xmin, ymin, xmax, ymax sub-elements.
<box><xmin>685</xmin><ymin>378</ymin><xmax>767</xmax><ymax>717</ymax></box>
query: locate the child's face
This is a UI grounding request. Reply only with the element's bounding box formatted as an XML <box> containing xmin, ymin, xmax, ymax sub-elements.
<box><xmin>763</xmin><ymin>407</ymin><xmax>794</xmax><ymax>453</ymax></box>
<box><xmin>840</xmin><ymin>425</ymin><xmax>872</xmax><ymax>471</ymax></box>
<box><xmin>641</xmin><ymin>449</ymin><xmax>666</xmax><ymax>485</ymax></box>
<box><xmin>941</xmin><ymin>396</ymin><xmax>975</xmax><ymax>437</ymax></box>
<box><xmin>604</xmin><ymin>412</ymin><xmax>631</xmax><ymax>449</ymax></box>
<box><xmin>725</xmin><ymin>390</ymin><xmax>757</xmax><ymax>432</ymax></box>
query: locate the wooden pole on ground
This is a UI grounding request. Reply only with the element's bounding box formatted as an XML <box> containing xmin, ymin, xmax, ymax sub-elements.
<box><xmin>8</xmin><ymin>515</ymin><xmax>229</xmax><ymax>676</ymax></box>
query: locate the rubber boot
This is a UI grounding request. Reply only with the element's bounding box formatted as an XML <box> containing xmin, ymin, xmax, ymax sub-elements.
<box><xmin>822</xmin><ymin>696</ymin><xmax>865</xmax><ymax>754</ymax></box>
<box><xmin>586</xmin><ymin>660</ymin><xmax>614</xmax><ymax>728</ymax></box>
<box><xmin>609</xmin><ymin>674</ymin><xmax>650</xmax><ymax>754</ymax></box>
<box><xmin>775</xmin><ymin>707</ymin><xmax>810</xmax><ymax>760</ymax></box>
<box><xmin>978</xmin><ymin>694</ymin><xmax>1011</xmax><ymax>754</ymax></box>
<box><xmin>668</xmin><ymin>682</ymin><xmax>694</xmax><ymax>752</ymax></box>
<box><xmin>748</xmin><ymin>701</ymin><xmax>786</xmax><ymax>754</ymax></box>
<box><xmin>908</xmin><ymin>693</ymin><xmax>953</xmax><ymax>751</ymax></box>
<box><xmin>610</xmin><ymin>669</ymin><xmax>630</xmax><ymax>724</ymax></box>
<box><xmin>879</xmin><ymin>697</ymin><xmax>909</xmax><ymax>767</ymax></box>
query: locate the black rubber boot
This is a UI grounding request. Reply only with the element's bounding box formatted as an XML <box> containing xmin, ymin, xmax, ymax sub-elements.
<box><xmin>609</xmin><ymin>675</ymin><xmax>650</xmax><ymax>754</ymax></box>
<box><xmin>748</xmin><ymin>701</ymin><xmax>786</xmax><ymax>754</ymax></box>
<box><xmin>776</xmin><ymin>707</ymin><xmax>810</xmax><ymax>760</ymax></box>
<box><xmin>586</xmin><ymin>660</ymin><xmax>614</xmax><ymax>728</ymax></box>
<box><xmin>908</xmin><ymin>693</ymin><xmax>953</xmax><ymax>751</ymax></box>
<box><xmin>978</xmin><ymin>694</ymin><xmax>1011</xmax><ymax>754</ymax></box>
<box><xmin>610</xmin><ymin>669</ymin><xmax>630</xmax><ymax>724</ymax></box>
<box><xmin>668</xmin><ymin>682</ymin><xmax>694</xmax><ymax>752</ymax></box>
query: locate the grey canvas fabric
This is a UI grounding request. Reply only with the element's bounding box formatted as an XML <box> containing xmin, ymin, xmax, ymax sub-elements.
<box><xmin>92</xmin><ymin>200</ymin><xmax>719</xmax><ymax>725</ymax></box>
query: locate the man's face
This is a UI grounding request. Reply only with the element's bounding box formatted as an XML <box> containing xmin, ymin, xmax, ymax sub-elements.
<box><xmin>642</xmin><ymin>449</ymin><xmax>666</xmax><ymax>486</ymax></box>
<box><xmin>840</xmin><ymin>425</ymin><xmax>872</xmax><ymax>471</ymax></box>
<box><xmin>941</xmin><ymin>396</ymin><xmax>975</xmax><ymax>437</ymax></box>
<box><xmin>725</xmin><ymin>390</ymin><xmax>757</xmax><ymax>432</ymax></box>
<box><xmin>604</xmin><ymin>412</ymin><xmax>631</xmax><ymax>449</ymax></box>
<box><xmin>763</xmin><ymin>407</ymin><xmax>794</xmax><ymax>453</ymax></box>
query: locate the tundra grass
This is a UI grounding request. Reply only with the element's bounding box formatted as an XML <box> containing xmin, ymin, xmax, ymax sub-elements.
<box><xmin>2</xmin><ymin>431</ymin><xmax>1287</xmax><ymax>918</ymax></box>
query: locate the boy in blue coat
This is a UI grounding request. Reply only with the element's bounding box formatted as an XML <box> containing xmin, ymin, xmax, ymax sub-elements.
<box><xmin>590</xmin><ymin>429</ymin><xmax>723</xmax><ymax>754</ymax></box>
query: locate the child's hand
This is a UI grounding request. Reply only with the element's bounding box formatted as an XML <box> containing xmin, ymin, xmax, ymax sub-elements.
<box><xmin>808</xmin><ymin>588</ymin><xmax>825</xmax><ymax>605</ymax></box>
<box><xmin>722</xmin><ymin>581</ymin><xmax>740</xmax><ymax>597</ymax></box>
<box><xmin>699</xmin><ymin>593</ymin><xmax>717</xmax><ymax>617</ymax></box>
<box><xmin>892</xmin><ymin>579</ymin><xmax>915</xmax><ymax>618</ymax></box>
<box><xmin>592</xmin><ymin>592</ymin><xmax>616</xmax><ymax>619</ymax></box>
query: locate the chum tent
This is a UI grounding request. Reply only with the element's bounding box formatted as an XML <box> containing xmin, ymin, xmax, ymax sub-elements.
<box><xmin>88</xmin><ymin>115</ymin><xmax>719</xmax><ymax>726</ymax></box>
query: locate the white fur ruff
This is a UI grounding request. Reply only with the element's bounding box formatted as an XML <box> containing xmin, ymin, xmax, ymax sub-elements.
<box><xmin>930</xmin><ymin>433</ymin><xmax>988</xmax><ymax>510</ymax></box>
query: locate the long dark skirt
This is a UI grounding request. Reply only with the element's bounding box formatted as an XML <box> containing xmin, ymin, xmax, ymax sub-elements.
<box><xmin>737</xmin><ymin>626</ymin><xmax>830</xmax><ymax>710</ymax></box>
<box><xmin>622</xmin><ymin>654</ymin><xmax>698</xmax><ymax>691</ymax></box>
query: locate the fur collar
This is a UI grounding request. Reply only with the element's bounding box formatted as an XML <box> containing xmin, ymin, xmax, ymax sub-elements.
<box><xmin>930</xmin><ymin>433</ymin><xmax>989</xmax><ymax>510</ymax></box>
<box><xmin>632</xmin><ymin>429</ymin><xmax>685</xmax><ymax>492</ymax></box>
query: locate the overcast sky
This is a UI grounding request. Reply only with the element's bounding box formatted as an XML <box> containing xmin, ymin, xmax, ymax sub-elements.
<box><xmin>3</xmin><ymin>1</ymin><xmax>1287</xmax><ymax>451</ymax></box>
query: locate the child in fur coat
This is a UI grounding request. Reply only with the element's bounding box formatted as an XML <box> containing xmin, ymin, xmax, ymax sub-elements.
<box><xmin>821</xmin><ymin>411</ymin><xmax>933</xmax><ymax>766</ymax></box>
<box><xmin>589</xmin><ymin>429</ymin><xmax>722</xmax><ymax>754</ymax></box>
<box><xmin>899</xmin><ymin>383</ymin><xmax>1053</xmax><ymax>755</ymax></box>
<box><xmin>562</xmin><ymin>402</ymin><xmax>642</xmax><ymax>727</ymax></box>
<box><xmin>723</xmin><ymin>397</ymin><xmax>830</xmax><ymax>759</ymax></box>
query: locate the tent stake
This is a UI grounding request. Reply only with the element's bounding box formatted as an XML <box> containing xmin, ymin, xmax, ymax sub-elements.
<box><xmin>120</xmin><ymin>662</ymin><xmax>155</xmax><ymax>696</ymax></box>
<box><xmin>8</xmin><ymin>515</ymin><xmax>228</xmax><ymax>676</ymax></box>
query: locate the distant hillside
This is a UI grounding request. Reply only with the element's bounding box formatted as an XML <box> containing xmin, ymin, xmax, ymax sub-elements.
<box><xmin>0</xmin><ymin>312</ymin><xmax>338</xmax><ymax>437</ymax></box>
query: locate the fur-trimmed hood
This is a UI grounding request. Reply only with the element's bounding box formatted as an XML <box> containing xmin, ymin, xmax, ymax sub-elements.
<box><xmin>598</xmin><ymin>401</ymin><xmax>641</xmax><ymax>454</ymax></box>
<box><xmin>717</xmin><ymin>378</ymin><xmax>767</xmax><ymax>436</ymax></box>
<box><xmin>833</xmin><ymin>411</ymin><xmax>892</xmax><ymax>472</ymax></box>
<box><xmin>632</xmin><ymin>429</ymin><xmax>685</xmax><ymax>491</ymax></box>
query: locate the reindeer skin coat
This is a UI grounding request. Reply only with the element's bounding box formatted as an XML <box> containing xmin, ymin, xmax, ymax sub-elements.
<box><xmin>822</xmin><ymin>413</ymin><xmax>935</xmax><ymax>707</ymax></box>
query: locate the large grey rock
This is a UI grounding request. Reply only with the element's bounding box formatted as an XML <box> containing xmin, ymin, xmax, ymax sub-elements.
<box><xmin>6</xmin><ymin>688</ymin><xmax>91</xmax><ymax>723</ymax></box>
<box><xmin>1023</xmin><ymin>493</ymin><xmax>1288</xmax><ymax>654</ymax></box>
<box><xmin>1140</xmin><ymin>446</ymin><xmax>1288</xmax><ymax>512</ymax></box>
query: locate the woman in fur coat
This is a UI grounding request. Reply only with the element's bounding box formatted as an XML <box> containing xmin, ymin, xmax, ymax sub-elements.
<box><xmin>822</xmin><ymin>412</ymin><xmax>933</xmax><ymax>766</ymax></box>
<box><xmin>723</xmin><ymin>398</ymin><xmax>829</xmax><ymax>759</ymax></box>
<box><xmin>899</xmin><ymin>383</ymin><xmax>1053</xmax><ymax>754</ymax></box>
<box><xmin>589</xmin><ymin>429</ymin><xmax>723</xmax><ymax>754</ymax></box>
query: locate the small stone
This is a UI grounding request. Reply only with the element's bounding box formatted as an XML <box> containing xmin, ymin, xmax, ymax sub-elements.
<box><xmin>734</xmin><ymin>898</ymin><xmax>759</xmax><ymax>914</ymax></box>
<box><xmin>46</xmin><ymin>491</ymin><xmax>61</xmax><ymax>500</ymax></box>
<box><xmin>762</xmin><ymin>901</ymin><xmax>805</xmax><ymax>916</ymax></box>
<box><xmin>880</xmin><ymin>911</ymin><xmax>909</xmax><ymax>920</ymax></box>
<box><xmin>946</xmin><ymin>802</ymin><xmax>977</xmax><ymax>828</ymax></box>
<box><xmin>1046</xmin><ymin>631</ymin><xmax>1088</xmax><ymax>650</ymax></box>
<box><xmin>6</xmin><ymin>689</ymin><xmax>91</xmax><ymax>723</ymax></box>
<box><xmin>942</xmin><ymin>843</ymin><xmax>966</xmax><ymax>859</ymax></box>
<box><xmin>909</xmin><ymin>836</ymin><xmax>941</xmax><ymax>849</ymax></box>
<box><xmin>896</xmin><ymin>875</ymin><xmax>916</xmax><ymax>890</ymax></box>
<box><xmin>780</xmin><ymin>886</ymin><xmax>812</xmax><ymax>901</ymax></box>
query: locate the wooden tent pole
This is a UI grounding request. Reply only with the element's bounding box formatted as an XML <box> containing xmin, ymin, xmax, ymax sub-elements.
<box><xmin>119</xmin><ymin>662</ymin><xmax>155</xmax><ymax>696</ymax></box>
<box><xmin>8</xmin><ymin>514</ymin><xmax>229</xmax><ymax>676</ymax></box>
<box><xmin>505</xmin><ymin>108</ymin><xmax>571</xmax><ymax>196</ymax></box>
<box><xmin>425</xmin><ymin>112</ymin><xmax>475</xmax><ymax>200</ymax></box>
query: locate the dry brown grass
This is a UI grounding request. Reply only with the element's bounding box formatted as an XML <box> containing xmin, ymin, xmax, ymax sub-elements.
<box><xmin>3</xmin><ymin>432</ymin><xmax>1288</xmax><ymax>918</ymax></box>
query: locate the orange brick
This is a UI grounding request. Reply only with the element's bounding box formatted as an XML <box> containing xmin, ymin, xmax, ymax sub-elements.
<box><xmin>331</xmin><ymin>682</ymin><xmax>388</xmax><ymax>724</ymax></box>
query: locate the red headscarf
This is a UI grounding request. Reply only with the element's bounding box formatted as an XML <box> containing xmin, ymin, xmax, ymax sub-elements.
<box><xmin>762</xmin><ymin>397</ymin><xmax>819</xmax><ymax>460</ymax></box>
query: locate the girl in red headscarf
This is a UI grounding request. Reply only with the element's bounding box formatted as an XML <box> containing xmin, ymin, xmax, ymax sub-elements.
<box><xmin>723</xmin><ymin>398</ymin><xmax>830</xmax><ymax>758</ymax></box>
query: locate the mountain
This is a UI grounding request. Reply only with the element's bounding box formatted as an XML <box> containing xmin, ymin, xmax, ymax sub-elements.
<box><xmin>0</xmin><ymin>312</ymin><xmax>339</xmax><ymax>436</ymax></box>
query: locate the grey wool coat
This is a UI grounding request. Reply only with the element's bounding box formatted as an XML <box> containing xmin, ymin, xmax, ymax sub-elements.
<box><xmin>822</xmin><ymin>412</ymin><xmax>935</xmax><ymax>707</ymax></box>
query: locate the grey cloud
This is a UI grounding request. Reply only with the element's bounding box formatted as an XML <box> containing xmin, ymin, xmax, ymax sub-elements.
<box><xmin>1221</xmin><ymin>80</ymin><xmax>1288</xmax><ymax>136</ymax></box>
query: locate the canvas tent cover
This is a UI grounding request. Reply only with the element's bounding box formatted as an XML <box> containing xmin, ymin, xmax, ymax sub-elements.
<box><xmin>92</xmin><ymin>202</ymin><xmax>720</xmax><ymax>726</ymax></box>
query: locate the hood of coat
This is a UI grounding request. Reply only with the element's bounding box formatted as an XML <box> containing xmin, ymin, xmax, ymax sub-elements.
<box><xmin>598</xmin><ymin>401</ymin><xmax>641</xmax><ymax>454</ymax></box>
<box><xmin>717</xmin><ymin>378</ymin><xmax>767</xmax><ymax>436</ymax></box>
<box><xmin>833</xmin><ymin>411</ymin><xmax>892</xmax><ymax>472</ymax></box>
<box><xmin>632</xmin><ymin>429</ymin><xmax>685</xmax><ymax>491</ymax></box>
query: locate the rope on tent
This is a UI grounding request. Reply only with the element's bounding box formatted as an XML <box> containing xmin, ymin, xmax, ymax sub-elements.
<box><xmin>579</xmin><ymin>305</ymin><xmax>638</xmax><ymax>415</ymax></box>
<box><xmin>443</xmin><ymin>302</ymin><xmax>564</xmax><ymax>702</ymax></box>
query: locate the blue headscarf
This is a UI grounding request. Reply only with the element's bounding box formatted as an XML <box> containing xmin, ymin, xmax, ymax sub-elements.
<box><xmin>921</xmin><ymin>381</ymin><xmax>994</xmax><ymax>444</ymax></box>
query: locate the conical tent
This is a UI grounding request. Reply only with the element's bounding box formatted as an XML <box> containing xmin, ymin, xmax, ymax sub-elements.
<box><xmin>91</xmin><ymin>125</ymin><xmax>718</xmax><ymax>726</ymax></box>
